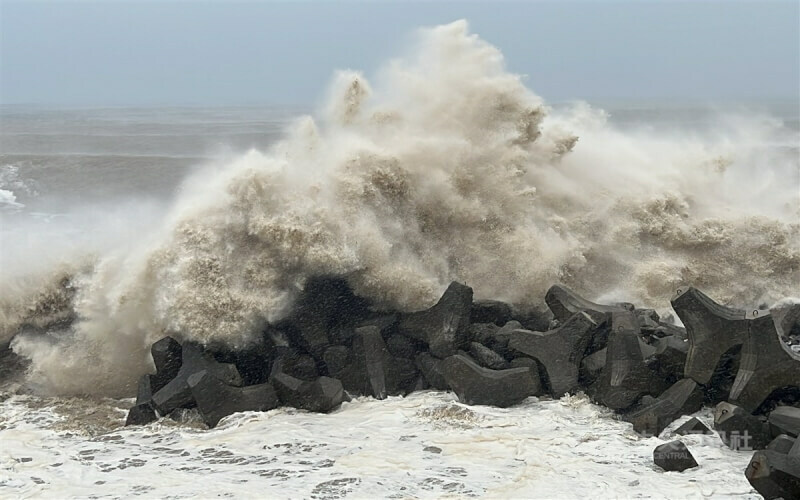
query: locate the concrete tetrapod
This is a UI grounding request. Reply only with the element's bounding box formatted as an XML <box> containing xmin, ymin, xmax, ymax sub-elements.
<box><xmin>579</xmin><ymin>347</ymin><xmax>607</xmax><ymax>386</ymax></box>
<box><xmin>440</xmin><ymin>354</ymin><xmax>538</xmax><ymax>408</ymax></box>
<box><xmin>471</xmin><ymin>320</ymin><xmax>523</xmax><ymax>359</ymax></box>
<box><xmin>671</xmin><ymin>287</ymin><xmax>751</xmax><ymax>385</ymax></box>
<box><xmin>769</xmin><ymin>406</ymin><xmax>800</xmax><ymax>438</ymax></box>
<box><xmin>508</xmin><ymin>311</ymin><xmax>597</xmax><ymax>397</ymax></box>
<box><xmin>351</xmin><ymin>325</ymin><xmax>391</xmax><ymax>399</ymax></box>
<box><xmin>714</xmin><ymin>402</ymin><xmax>773</xmax><ymax>450</ymax></box>
<box><xmin>134</xmin><ymin>374</ymin><xmax>153</xmax><ymax>406</ymax></box>
<box><xmin>470</xmin><ymin>300</ymin><xmax>513</xmax><ymax>326</ymax></box>
<box><xmin>398</xmin><ymin>282</ymin><xmax>473</xmax><ymax>358</ymax></box>
<box><xmin>745</xmin><ymin>435</ymin><xmax>800</xmax><ymax>500</ymax></box>
<box><xmin>150</xmin><ymin>336</ymin><xmax>183</xmax><ymax>392</ymax></box>
<box><xmin>188</xmin><ymin>370</ymin><xmax>279</xmax><ymax>428</ymax></box>
<box><xmin>415</xmin><ymin>352</ymin><xmax>449</xmax><ymax>390</ymax></box>
<box><xmin>544</xmin><ymin>284</ymin><xmax>630</xmax><ymax>324</ymax></box>
<box><xmin>673</xmin><ymin>417</ymin><xmax>713</xmax><ymax>436</ymax></box>
<box><xmin>270</xmin><ymin>360</ymin><xmax>345</xmax><ymax>413</ymax></box>
<box><xmin>625</xmin><ymin>378</ymin><xmax>703</xmax><ymax>437</ymax></box>
<box><xmin>338</xmin><ymin>326</ymin><xmax>420</xmax><ymax>398</ymax></box>
<box><xmin>469</xmin><ymin>342</ymin><xmax>509</xmax><ymax>370</ymax></box>
<box><xmin>729</xmin><ymin>312</ymin><xmax>800</xmax><ymax>413</ymax></box>
<box><xmin>767</xmin><ymin>434</ymin><xmax>798</xmax><ymax>454</ymax></box>
<box><xmin>653</xmin><ymin>441</ymin><xmax>699</xmax><ymax>472</ymax></box>
<box><xmin>125</xmin><ymin>404</ymin><xmax>157</xmax><ymax>426</ymax></box>
<box><xmin>772</xmin><ymin>303</ymin><xmax>800</xmax><ymax>341</ymax></box>
<box><xmin>285</xmin><ymin>277</ymin><xmax>371</xmax><ymax>359</ymax></box>
<box><xmin>592</xmin><ymin>311</ymin><xmax>670</xmax><ymax>410</ymax></box>
<box><xmin>151</xmin><ymin>343</ymin><xmax>243</xmax><ymax>415</ymax></box>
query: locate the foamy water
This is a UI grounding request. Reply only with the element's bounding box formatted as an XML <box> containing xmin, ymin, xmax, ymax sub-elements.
<box><xmin>0</xmin><ymin>391</ymin><xmax>759</xmax><ymax>499</ymax></box>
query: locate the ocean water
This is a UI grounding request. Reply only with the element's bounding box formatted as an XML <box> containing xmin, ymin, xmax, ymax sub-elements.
<box><xmin>0</xmin><ymin>392</ymin><xmax>759</xmax><ymax>498</ymax></box>
<box><xmin>0</xmin><ymin>20</ymin><xmax>798</xmax><ymax>498</ymax></box>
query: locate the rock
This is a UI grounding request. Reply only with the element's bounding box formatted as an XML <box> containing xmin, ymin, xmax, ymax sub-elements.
<box><xmin>440</xmin><ymin>354</ymin><xmax>538</xmax><ymax>407</ymax></box>
<box><xmin>670</xmin><ymin>287</ymin><xmax>752</xmax><ymax>385</ymax></box>
<box><xmin>591</xmin><ymin>311</ymin><xmax>670</xmax><ymax>410</ymax></box>
<box><xmin>469</xmin><ymin>342</ymin><xmax>509</xmax><ymax>370</ymax></box>
<box><xmin>398</xmin><ymin>282</ymin><xmax>473</xmax><ymax>358</ymax></box>
<box><xmin>271</xmin><ymin>361</ymin><xmax>345</xmax><ymax>413</ymax></box>
<box><xmin>150</xmin><ymin>336</ymin><xmax>183</xmax><ymax>392</ymax></box>
<box><xmin>544</xmin><ymin>284</ymin><xmax>629</xmax><ymax>324</ymax></box>
<box><xmin>151</xmin><ymin>343</ymin><xmax>243</xmax><ymax>415</ymax></box>
<box><xmin>508</xmin><ymin>311</ymin><xmax>598</xmax><ymax>396</ymax></box>
<box><xmin>714</xmin><ymin>402</ymin><xmax>773</xmax><ymax>450</ymax></box>
<box><xmin>769</xmin><ymin>406</ymin><xmax>800</xmax><ymax>438</ymax></box>
<box><xmin>653</xmin><ymin>441</ymin><xmax>699</xmax><ymax>472</ymax></box>
<box><xmin>386</xmin><ymin>334</ymin><xmax>418</xmax><ymax>360</ymax></box>
<box><xmin>125</xmin><ymin>403</ymin><xmax>157</xmax><ymax>426</ymax></box>
<box><xmin>470</xmin><ymin>300</ymin><xmax>513</xmax><ymax>326</ymax></box>
<box><xmin>730</xmin><ymin>312</ymin><xmax>800</xmax><ymax>413</ymax></box>
<box><xmin>674</xmin><ymin>417</ymin><xmax>714</xmax><ymax>436</ymax></box>
<box><xmin>745</xmin><ymin>443</ymin><xmax>800</xmax><ymax>500</ymax></box>
<box><xmin>415</xmin><ymin>352</ymin><xmax>449</xmax><ymax>390</ymax></box>
<box><xmin>625</xmin><ymin>378</ymin><xmax>704</xmax><ymax>437</ymax></box>
<box><xmin>188</xmin><ymin>370</ymin><xmax>280</xmax><ymax>428</ymax></box>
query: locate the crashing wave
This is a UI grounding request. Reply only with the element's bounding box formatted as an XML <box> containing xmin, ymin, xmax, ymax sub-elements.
<box><xmin>4</xmin><ymin>20</ymin><xmax>799</xmax><ymax>397</ymax></box>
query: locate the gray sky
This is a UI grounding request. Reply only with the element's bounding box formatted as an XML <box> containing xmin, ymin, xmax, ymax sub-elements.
<box><xmin>1</xmin><ymin>1</ymin><xmax>798</xmax><ymax>106</ymax></box>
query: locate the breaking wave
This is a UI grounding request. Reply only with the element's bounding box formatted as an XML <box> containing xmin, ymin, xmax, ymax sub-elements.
<box><xmin>4</xmin><ymin>20</ymin><xmax>799</xmax><ymax>396</ymax></box>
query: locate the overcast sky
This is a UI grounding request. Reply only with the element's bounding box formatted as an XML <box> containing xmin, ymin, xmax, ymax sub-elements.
<box><xmin>1</xmin><ymin>1</ymin><xmax>798</xmax><ymax>106</ymax></box>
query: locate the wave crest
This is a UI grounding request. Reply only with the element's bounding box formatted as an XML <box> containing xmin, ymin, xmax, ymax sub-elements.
<box><xmin>7</xmin><ymin>20</ymin><xmax>799</xmax><ymax>396</ymax></box>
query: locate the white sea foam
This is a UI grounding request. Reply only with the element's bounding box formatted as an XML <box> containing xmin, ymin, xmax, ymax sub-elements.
<box><xmin>0</xmin><ymin>189</ymin><xmax>24</xmax><ymax>210</ymax></box>
<box><xmin>0</xmin><ymin>391</ymin><xmax>760</xmax><ymax>498</ymax></box>
<box><xmin>3</xmin><ymin>20</ymin><xmax>799</xmax><ymax>396</ymax></box>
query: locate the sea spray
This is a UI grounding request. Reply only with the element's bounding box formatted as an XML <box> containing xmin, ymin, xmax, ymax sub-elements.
<box><xmin>4</xmin><ymin>20</ymin><xmax>799</xmax><ymax>396</ymax></box>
